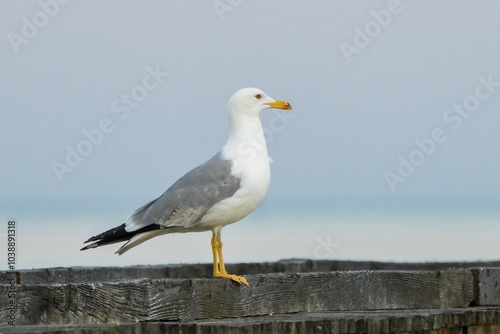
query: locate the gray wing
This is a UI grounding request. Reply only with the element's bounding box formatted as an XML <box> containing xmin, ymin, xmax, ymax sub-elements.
<box><xmin>124</xmin><ymin>152</ymin><xmax>241</xmax><ymax>232</ymax></box>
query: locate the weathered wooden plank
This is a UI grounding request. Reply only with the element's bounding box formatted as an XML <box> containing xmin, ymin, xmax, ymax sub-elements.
<box><xmin>471</xmin><ymin>268</ymin><xmax>500</xmax><ymax>306</ymax></box>
<box><xmin>2</xmin><ymin>259</ymin><xmax>500</xmax><ymax>285</ymax></box>
<box><xmin>1</xmin><ymin>270</ymin><xmax>473</xmax><ymax>326</ymax></box>
<box><xmin>1</xmin><ymin>308</ymin><xmax>499</xmax><ymax>334</ymax></box>
<box><xmin>468</xmin><ymin>324</ymin><xmax>500</xmax><ymax>334</ymax></box>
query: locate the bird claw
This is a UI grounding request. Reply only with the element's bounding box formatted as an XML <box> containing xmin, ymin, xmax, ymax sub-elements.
<box><xmin>214</xmin><ymin>273</ymin><xmax>250</xmax><ymax>287</ymax></box>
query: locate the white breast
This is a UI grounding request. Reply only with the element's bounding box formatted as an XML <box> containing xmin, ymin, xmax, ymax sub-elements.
<box><xmin>199</xmin><ymin>111</ymin><xmax>271</xmax><ymax>229</ymax></box>
<box><xmin>199</xmin><ymin>151</ymin><xmax>271</xmax><ymax>229</ymax></box>
<box><xmin>198</xmin><ymin>102</ymin><xmax>273</xmax><ymax>230</ymax></box>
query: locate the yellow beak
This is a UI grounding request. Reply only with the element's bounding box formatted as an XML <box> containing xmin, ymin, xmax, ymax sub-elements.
<box><xmin>265</xmin><ymin>99</ymin><xmax>292</xmax><ymax>110</ymax></box>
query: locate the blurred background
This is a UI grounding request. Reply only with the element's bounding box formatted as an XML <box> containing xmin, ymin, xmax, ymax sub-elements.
<box><xmin>1</xmin><ymin>1</ymin><xmax>499</xmax><ymax>270</ymax></box>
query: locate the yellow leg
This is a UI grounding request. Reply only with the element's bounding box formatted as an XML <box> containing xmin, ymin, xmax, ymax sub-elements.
<box><xmin>211</xmin><ymin>234</ymin><xmax>220</xmax><ymax>275</ymax></box>
<box><xmin>211</xmin><ymin>229</ymin><xmax>249</xmax><ymax>287</ymax></box>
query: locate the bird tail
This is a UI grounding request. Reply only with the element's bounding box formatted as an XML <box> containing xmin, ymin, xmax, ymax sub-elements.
<box><xmin>114</xmin><ymin>230</ymin><xmax>161</xmax><ymax>255</ymax></box>
<box><xmin>80</xmin><ymin>223</ymin><xmax>164</xmax><ymax>254</ymax></box>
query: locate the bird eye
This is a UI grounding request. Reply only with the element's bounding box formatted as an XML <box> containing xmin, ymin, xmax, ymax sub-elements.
<box><xmin>255</xmin><ymin>94</ymin><xmax>262</xmax><ymax>99</ymax></box>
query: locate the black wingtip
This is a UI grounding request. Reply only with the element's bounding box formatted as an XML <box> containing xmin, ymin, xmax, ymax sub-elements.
<box><xmin>81</xmin><ymin>223</ymin><xmax>129</xmax><ymax>250</ymax></box>
<box><xmin>80</xmin><ymin>243</ymin><xmax>97</xmax><ymax>251</ymax></box>
<box><xmin>83</xmin><ymin>237</ymin><xmax>95</xmax><ymax>244</ymax></box>
<box><xmin>81</xmin><ymin>223</ymin><xmax>163</xmax><ymax>251</ymax></box>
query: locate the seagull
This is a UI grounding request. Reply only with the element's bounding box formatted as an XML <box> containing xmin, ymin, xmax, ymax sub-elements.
<box><xmin>81</xmin><ymin>88</ymin><xmax>292</xmax><ymax>286</ymax></box>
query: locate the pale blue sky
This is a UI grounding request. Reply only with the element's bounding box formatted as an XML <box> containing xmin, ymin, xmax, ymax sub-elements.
<box><xmin>2</xmin><ymin>0</ymin><xmax>500</xmax><ymax>212</ymax></box>
<box><xmin>2</xmin><ymin>1</ymin><xmax>500</xmax><ymax>268</ymax></box>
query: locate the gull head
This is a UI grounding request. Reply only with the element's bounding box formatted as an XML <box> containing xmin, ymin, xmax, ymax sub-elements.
<box><xmin>227</xmin><ymin>88</ymin><xmax>292</xmax><ymax>117</ymax></box>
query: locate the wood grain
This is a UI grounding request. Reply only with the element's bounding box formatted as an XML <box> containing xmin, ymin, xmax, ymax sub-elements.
<box><xmin>2</xmin><ymin>260</ymin><xmax>500</xmax><ymax>333</ymax></box>
<box><xmin>1</xmin><ymin>308</ymin><xmax>500</xmax><ymax>334</ymax></box>
<box><xmin>471</xmin><ymin>268</ymin><xmax>500</xmax><ymax>306</ymax></box>
<box><xmin>2</xmin><ymin>259</ymin><xmax>500</xmax><ymax>285</ymax></box>
<box><xmin>1</xmin><ymin>270</ymin><xmax>474</xmax><ymax>325</ymax></box>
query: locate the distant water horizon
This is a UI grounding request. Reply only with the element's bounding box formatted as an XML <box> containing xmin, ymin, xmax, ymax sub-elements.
<box><xmin>1</xmin><ymin>196</ymin><xmax>499</xmax><ymax>270</ymax></box>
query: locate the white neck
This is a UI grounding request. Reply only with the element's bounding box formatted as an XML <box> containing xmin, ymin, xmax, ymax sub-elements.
<box><xmin>221</xmin><ymin>113</ymin><xmax>268</xmax><ymax>160</ymax></box>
